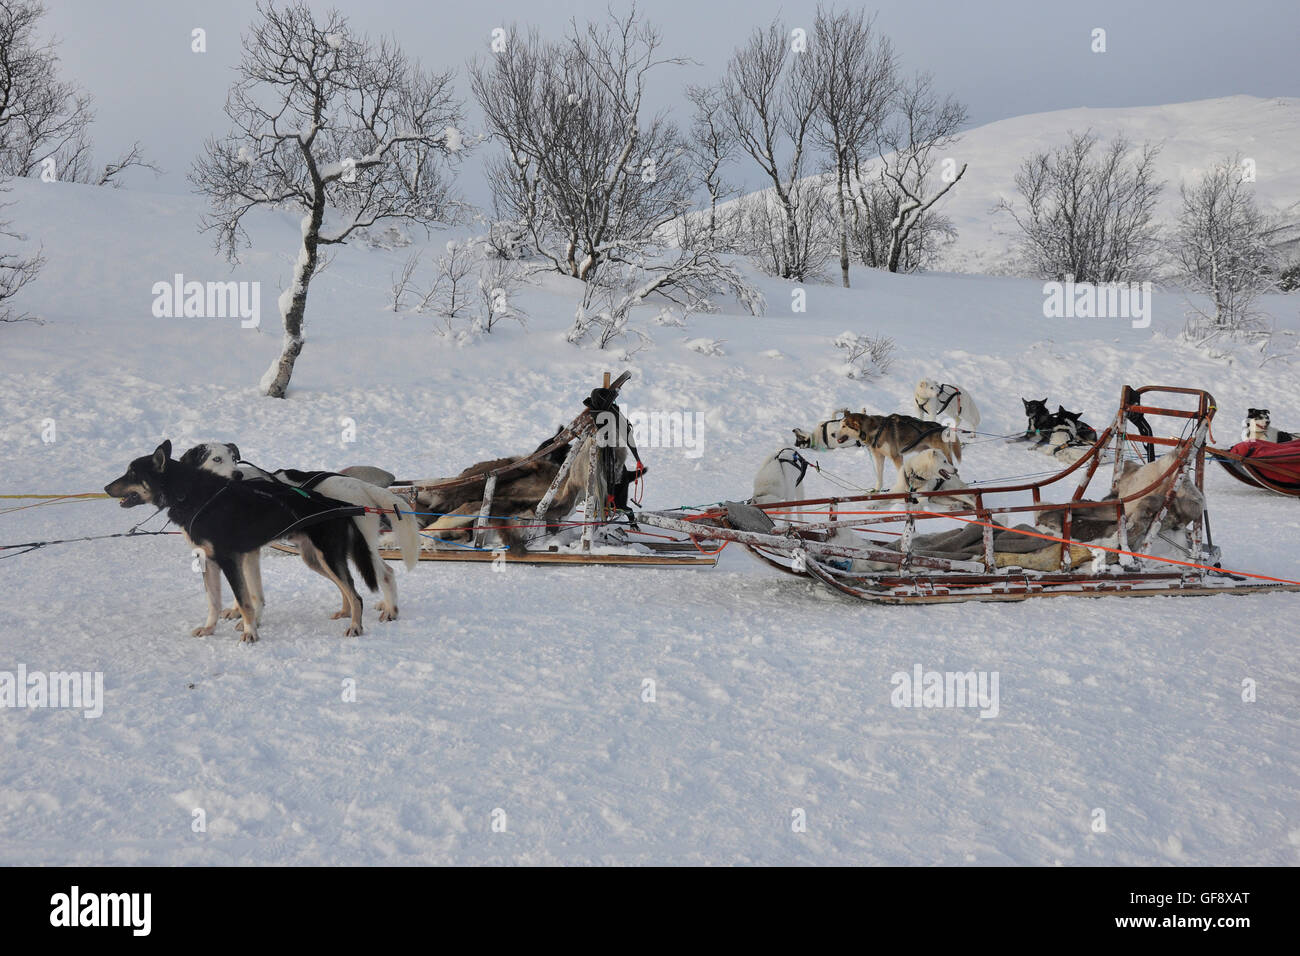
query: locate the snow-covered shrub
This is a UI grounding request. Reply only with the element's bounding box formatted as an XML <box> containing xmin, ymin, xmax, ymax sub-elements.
<box><xmin>833</xmin><ymin>330</ymin><xmax>895</xmax><ymax>379</ymax></box>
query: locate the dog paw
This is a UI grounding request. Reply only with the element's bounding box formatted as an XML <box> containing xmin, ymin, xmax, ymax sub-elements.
<box><xmin>240</xmin><ymin>630</ymin><xmax>259</xmax><ymax>643</ymax></box>
<box><xmin>220</xmin><ymin>607</ymin><xmax>240</xmax><ymax>620</ymax></box>
<box><xmin>378</xmin><ymin>607</ymin><xmax>398</xmax><ymax>622</ymax></box>
<box><xmin>192</xmin><ymin>625</ymin><xmax>214</xmax><ymax>637</ymax></box>
<box><xmin>344</xmin><ymin>625</ymin><xmax>363</xmax><ymax>637</ymax></box>
<box><xmin>330</xmin><ymin>610</ymin><xmax>347</xmax><ymax>620</ymax></box>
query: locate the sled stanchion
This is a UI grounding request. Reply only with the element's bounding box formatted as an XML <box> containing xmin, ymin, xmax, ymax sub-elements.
<box><xmin>581</xmin><ymin>431</ymin><xmax>600</xmax><ymax>553</ymax></box>
<box><xmin>533</xmin><ymin>422</ymin><xmax>587</xmax><ymax>542</ymax></box>
<box><xmin>473</xmin><ymin>475</ymin><xmax>496</xmax><ymax>549</ymax></box>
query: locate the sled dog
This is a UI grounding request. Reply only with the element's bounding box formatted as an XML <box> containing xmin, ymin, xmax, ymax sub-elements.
<box><xmin>889</xmin><ymin>448</ymin><xmax>975</xmax><ymax>511</ymax></box>
<box><xmin>105</xmin><ymin>441</ymin><xmax>376</xmax><ymax>642</ymax></box>
<box><xmin>792</xmin><ymin>418</ymin><xmax>857</xmax><ymax>451</ymax></box>
<box><xmin>753</xmin><ymin>448</ymin><xmax>809</xmax><ymax>523</ymax></box>
<box><xmin>1244</xmin><ymin>408</ymin><xmax>1295</xmax><ymax>444</ymax></box>
<box><xmin>836</xmin><ymin>409</ymin><xmax>962</xmax><ymax>491</ymax></box>
<box><xmin>915</xmin><ymin>380</ymin><xmax>981</xmax><ymax>429</ymax></box>
<box><xmin>180</xmin><ymin>442</ymin><xmax>418</xmax><ymax>624</ymax></box>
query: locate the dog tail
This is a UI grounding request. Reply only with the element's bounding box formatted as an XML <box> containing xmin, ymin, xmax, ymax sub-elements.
<box><xmin>947</xmin><ymin>435</ymin><xmax>962</xmax><ymax>464</ymax></box>
<box><xmin>365</xmin><ymin>486</ymin><xmax>420</xmax><ymax>570</ymax></box>
<box><xmin>959</xmin><ymin>389</ymin><xmax>981</xmax><ymax>427</ymax></box>
<box><xmin>348</xmin><ymin>521</ymin><xmax>380</xmax><ymax>593</ymax></box>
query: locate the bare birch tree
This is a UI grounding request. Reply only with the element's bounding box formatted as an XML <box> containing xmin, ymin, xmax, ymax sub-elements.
<box><xmin>714</xmin><ymin>19</ymin><xmax>823</xmax><ymax>280</ymax></box>
<box><xmin>0</xmin><ymin>185</ymin><xmax>40</xmax><ymax>321</ymax></box>
<box><xmin>808</xmin><ymin>6</ymin><xmax>895</xmax><ymax>286</ymax></box>
<box><xmin>471</xmin><ymin>6</ymin><xmax>690</xmax><ymax>282</ymax></box>
<box><xmin>871</xmin><ymin>71</ymin><xmax>966</xmax><ymax>274</ymax></box>
<box><xmin>191</xmin><ymin>1</ymin><xmax>466</xmax><ymax>397</ymax></box>
<box><xmin>998</xmin><ymin>130</ymin><xmax>1163</xmax><ymax>283</ymax></box>
<box><xmin>0</xmin><ymin>0</ymin><xmax>156</xmax><ymax>185</ymax></box>
<box><xmin>1174</xmin><ymin>156</ymin><xmax>1278</xmax><ymax>334</ymax></box>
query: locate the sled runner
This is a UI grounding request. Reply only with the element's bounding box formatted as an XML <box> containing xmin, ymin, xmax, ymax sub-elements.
<box><xmin>636</xmin><ymin>385</ymin><xmax>1300</xmax><ymax>604</ymax></box>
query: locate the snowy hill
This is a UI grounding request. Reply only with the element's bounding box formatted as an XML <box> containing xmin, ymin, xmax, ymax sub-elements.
<box><xmin>1</xmin><ymin>167</ymin><xmax>1299</xmax><ymax>865</ymax></box>
<box><xmin>940</xmin><ymin>95</ymin><xmax>1300</xmax><ymax>274</ymax></box>
<box><xmin>726</xmin><ymin>95</ymin><xmax>1300</xmax><ymax>276</ymax></box>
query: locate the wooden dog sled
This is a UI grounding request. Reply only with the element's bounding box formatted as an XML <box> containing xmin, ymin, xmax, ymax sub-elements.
<box><xmin>636</xmin><ymin>385</ymin><xmax>1300</xmax><ymax>604</ymax></box>
<box><xmin>274</xmin><ymin>370</ymin><xmax>718</xmax><ymax>568</ymax></box>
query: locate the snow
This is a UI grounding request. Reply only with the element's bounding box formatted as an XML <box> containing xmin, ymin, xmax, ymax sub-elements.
<box><xmin>1</xmin><ymin>105</ymin><xmax>1299</xmax><ymax>864</ymax></box>
<box><xmin>725</xmin><ymin>95</ymin><xmax>1300</xmax><ymax>275</ymax></box>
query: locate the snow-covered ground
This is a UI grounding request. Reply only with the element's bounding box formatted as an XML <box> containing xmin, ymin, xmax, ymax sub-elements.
<box><xmin>936</xmin><ymin>95</ymin><xmax>1300</xmax><ymax>274</ymax></box>
<box><xmin>1</xmin><ymin>161</ymin><xmax>1298</xmax><ymax>865</ymax></box>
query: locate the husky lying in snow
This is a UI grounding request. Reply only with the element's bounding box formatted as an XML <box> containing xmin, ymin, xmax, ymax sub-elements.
<box><xmin>105</xmin><ymin>441</ymin><xmax>377</xmax><ymax>642</ymax></box>
<box><xmin>180</xmin><ymin>442</ymin><xmax>419</xmax><ymax>627</ymax></box>
<box><xmin>1243</xmin><ymin>408</ymin><xmax>1295</xmax><ymax>444</ymax></box>
<box><xmin>792</xmin><ymin>417</ymin><xmax>857</xmax><ymax>451</ymax></box>
<box><xmin>836</xmin><ymin>409</ymin><xmax>962</xmax><ymax>491</ymax></box>
<box><xmin>1017</xmin><ymin>398</ymin><xmax>1099</xmax><ymax>463</ymax></box>
<box><xmin>914</xmin><ymin>379</ymin><xmax>981</xmax><ymax>430</ymax></box>
<box><xmin>888</xmin><ymin>448</ymin><xmax>975</xmax><ymax>511</ymax></box>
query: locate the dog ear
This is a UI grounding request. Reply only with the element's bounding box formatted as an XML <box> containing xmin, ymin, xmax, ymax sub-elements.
<box><xmin>228</xmin><ymin>443</ymin><xmax>241</xmax><ymax>462</ymax></box>
<box><xmin>153</xmin><ymin>440</ymin><xmax>171</xmax><ymax>471</ymax></box>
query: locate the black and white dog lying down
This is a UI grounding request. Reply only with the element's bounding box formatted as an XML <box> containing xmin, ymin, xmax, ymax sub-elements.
<box><xmin>1243</xmin><ymin>408</ymin><xmax>1295</xmax><ymax>444</ymax></box>
<box><xmin>180</xmin><ymin>442</ymin><xmax>419</xmax><ymax>627</ymax></box>
<box><xmin>1017</xmin><ymin>398</ymin><xmax>1099</xmax><ymax>462</ymax></box>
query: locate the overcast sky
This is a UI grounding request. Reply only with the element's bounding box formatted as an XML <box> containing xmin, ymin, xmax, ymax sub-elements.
<box><xmin>39</xmin><ymin>0</ymin><xmax>1300</xmax><ymax>205</ymax></box>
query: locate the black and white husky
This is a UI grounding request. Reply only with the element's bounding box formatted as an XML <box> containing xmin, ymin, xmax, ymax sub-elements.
<box><xmin>180</xmin><ymin>442</ymin><xmax>419</xmax><ymax>626</ymax></box>
<box><xmin>105</xmin><ymin>441</ymin><xmax>377</xmax><ymax>642</ymax></box>
<box><xmin>1244</xmin><ymin>408</ymin><xmax>1295</xmax><ymax>444</ymax></box>
<box><xmin>1017</xmin><ymin>398</ymin><xmax>1099</xmax><ymax>463</ymax></box>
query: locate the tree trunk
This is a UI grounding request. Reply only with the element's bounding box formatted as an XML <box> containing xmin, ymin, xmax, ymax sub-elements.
<box><xmin>837</xmin><ymin>159</ymin><xmax>850</xmax><ymax>287</ymax></box>
<box><xmin>261</xmin><ymin>195</ymin><xmax>325</xmax><ymax>399</ymax></box>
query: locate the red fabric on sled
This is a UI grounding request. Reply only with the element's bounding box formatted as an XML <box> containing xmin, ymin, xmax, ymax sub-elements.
<box><xmin>1228</xmin><ymin>439</ymin><xmax>1300</xmax><ymax>484</ymax></box>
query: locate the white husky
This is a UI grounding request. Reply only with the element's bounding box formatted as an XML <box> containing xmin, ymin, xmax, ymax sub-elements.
<box><xmin>914</xmin><ymin>379</ymin><xmax>981</xmax><ymax>430</ymax></box>
<box><xmin>792</xmin><ymin>418</ymin><xmax>858</xmax><ymax>451</ymax></box>
<box><xmin>888</xmin><ymin>448</ymin><xmax>975</xmax><ymax>511</ymax></box>
<box><xmin>753</xmin><ymin>447</ymin><xmax>810</xmax><ymax>524</ymax></box>
<box><xmin>180</xmin><ymin>442</ymin><xmax>419</xmax><ymax>623</ymax></box>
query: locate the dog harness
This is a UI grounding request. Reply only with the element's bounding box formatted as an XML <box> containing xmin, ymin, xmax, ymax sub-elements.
<box><xmin>861</xmin><ymin>416</ymin><xmax>947</xmax><ymax>457</ymax></box>
<box><xmin>919</xmin><ymin>383</ymin><xmax>962</xmax><ymax>419</ymax></box>
<box><xmin>776</xmin><ymin>450</ymin><xmax>810</xmax><ymax>487</ymax></box>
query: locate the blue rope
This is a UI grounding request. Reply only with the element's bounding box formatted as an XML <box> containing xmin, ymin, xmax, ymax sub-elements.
<box><xmin>417</xmin><ymin>531</ymin><xmax>497</xmax><ymax>553</ymax></box>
